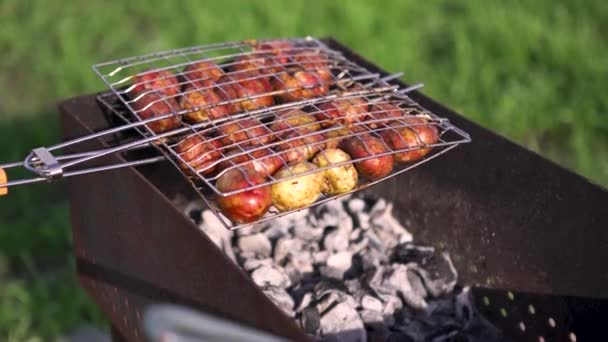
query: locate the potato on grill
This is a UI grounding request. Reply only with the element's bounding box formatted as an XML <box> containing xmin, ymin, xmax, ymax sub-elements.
<box><xmin>175</xmin><ymin>134</ymin><xmax>223</xmax><ymax>176</ymax></box>
<box><xmin>271</xmin><ymin>161</ymin><xmax>325</xmax><ymax>212</ymax></box>
<box><xmin>323</xmin><ymin>125</ymin><xmax>366</xmax><ymax>149</ymax></box>
<box><xmin>291</xmin><ymin>50</ymin><xmax>333</xmax><ymax>82</ymax></box>
<box><xmin>276</xmin><ymin>130</ymin><xmax>325</xmax><ymax>164</ymax></box>
<box><xmin>379</xmin><ymin>116</ymin><xmax>439</xmax><ymax>163</ymax></box>
<box><xmin>252</xmin><ymin>40</ymin><xmax>294</xmax><ymax>64</ymax></box>
<box><xmin>183</xmin><ymin>61</ymin><xmax>225</xmax><ymax>86</ymax></box>
<box><xmin>216</xmin><ymin>168</ymin><xmax>272</xmax><ymax>224</ymax></box>
<box><xmin>231</xmin><ymin>54</ymin><xmax>286</xmax><ymax>79</ymax></box>
<box><xmin>366</xmin><ymin>102</ymin><xmax>405</xmax><ymax>129</ymax></box>
<box><xmin>315</xmin><ymin>98</ymin><xmax>369</xmax><ymax>128</ymax></box>
<box><xmin>131</xmin><ymin>92</ymin><xmax>181</xmax><ymax>134</ymax></box>
<box><xmin>218</xmin><ymin>119</ymin><xmax>274</xmax><ymax>147</ymax></box>
<box><xmin>131</xmin><ymin>70</ymin><xmax>180</xmax><ymax>97</ymax></box>
<box><xmin>312</xmin><ymin>148</ymin><xmax>358</xmax><ymax>196</ymax></box>
<box><xmin>180</xmin><ymin>85</ymin><xmax>233</xmax><ymax>123</ymax></box>
<box><xmin>272</xmin><ymin>69</ymin><xmax>329</xmax><ymax>102</ymax></box>
<box><xmin>218</xmin><ymin>74</ymin><xmax>275</xmax><ymax>112</ymax></box>
<box><xmin>218</xmin><ymin>146</ymin><xmax>284</xmax><ymax>178</ymax></box>
<box><xmin>269</xmin><ymin>109</ymin><xmax>321</xmax><ymax>137</ymax></box>
<box><xmin>339</xmin><ymin>135</ymin><xmax>394</xmax><ymax>181</ymax></box>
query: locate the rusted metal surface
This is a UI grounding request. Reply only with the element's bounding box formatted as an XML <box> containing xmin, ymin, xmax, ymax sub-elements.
<box><xmin>59</xmin><ymin>95</ymin><xmax>309</xmax><ymax>342</ymax></box>
<box><xmin>323</xmin><ymin>39</ymin><xmax>608</xmax><ymax>299</ymax></box>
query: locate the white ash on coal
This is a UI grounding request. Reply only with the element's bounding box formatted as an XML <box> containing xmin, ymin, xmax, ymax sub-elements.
<box><xmin>183</xmin><ymin>195</ymin><xmax>504</xmax><ymax>341</ymax></box>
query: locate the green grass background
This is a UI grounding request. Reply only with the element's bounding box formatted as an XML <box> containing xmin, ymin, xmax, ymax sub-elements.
<box><xmin>0</xmin><ymin>0</ymin><xmax>606</xmax><ymax>340</ymax></box>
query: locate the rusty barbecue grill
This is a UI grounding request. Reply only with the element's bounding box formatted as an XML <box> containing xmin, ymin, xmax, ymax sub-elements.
<box><xmin>0</xmin><ymin>37</ymin><xmax>470</xmax><ymax>229</ymax></box>
<box><xmin>3</xmin><ymin>37</ymin><xmax>608</xmax><ymax>342</ymax></box>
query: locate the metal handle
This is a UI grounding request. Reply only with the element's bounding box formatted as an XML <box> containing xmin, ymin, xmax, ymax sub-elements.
<box><xmin>0</xmin><ymin>76</ymin><xmax>423</xmax><ymax>192</ymax></box>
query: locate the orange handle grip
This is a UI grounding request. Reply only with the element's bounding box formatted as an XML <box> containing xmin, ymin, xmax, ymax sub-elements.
<box><xmin>0</xmin><ymin>168</ymin><xmax>7</xmax><ymax>196</ymax></box>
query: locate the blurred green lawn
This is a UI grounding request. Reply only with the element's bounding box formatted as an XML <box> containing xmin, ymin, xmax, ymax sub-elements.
<box><xmin>0</xmin><ymin>0</ymin><xmax>606</xmax><ymax>340</ymax></box>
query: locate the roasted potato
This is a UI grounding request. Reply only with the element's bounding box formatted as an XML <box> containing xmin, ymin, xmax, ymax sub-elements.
<box><xmin>271</xmin><ymin>162</ymin><xmax>325</xmax><ymax>212</ymax></box>
<box><xmin>312</xmin><ymin>149</ymin><xmax>358</xmax><ymax>196</ymax></box>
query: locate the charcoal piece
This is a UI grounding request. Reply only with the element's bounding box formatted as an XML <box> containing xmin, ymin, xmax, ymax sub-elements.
<box><xmin>379</xmin><ymin>293</ymin><xmax>403</xmax><ymax>321</ymax></box>
<box><xmin>323</xmin><ymin>227</ymin><xmax>350</xmax><ymax>252</ymax></box>
<box><xmin>300</xmin><ymin>307</ymin><xmax>321</xmax><ymax>335</ymax></box>
<box><xmin>343</xmin><ymin>279</ymin><xmax>363</xmax><ymax>296</ymax></box>
<box><xmin>284</xmin><ymin>251</ymin><xmax>314</xmax><ymax>283</ymax></box>
<box><xmin>338</xmin><ymin>214</ymin><xmax>354</xmax><ymax>233</ymax></box>
<box><xmin>407</xmin><ymin>268</ymin><xmax>429</xmax><ymax>300</ymax></box>
<box><xmin>375</xmin><ymin>227</ymin><xmax>401</xmax><ymax>250</ymax></box>
<box><xmin>368</xmin><ymin>198</ymin><xmax>386</xmax><ymax>217</ymax></box>
<box><xmin>410</xmin><ymin>253</ymin><xmax>457</xmax><ymax>298</ymax></box>
<box><xmin>313</xmin><ymin>250</ymin><xmax>330</xmax><ymax>264</ymax></box>
<box><xmin>364</xmin><ymin>230</ymin><xmax>386</xmax><ymax>253</ymax></box>
<box><xmin>241</xmin><ymin>258</ymin><xmax>274</xmax><ymax>272</ymax></box>
<box><xmin>251</xmin><ymin>264</ymin><xmax>291</xmax><ymax>288</ymax></box>
<box><xmin>370</xmin><ymin>203</ymin><xmax>412</xmax><ymax>243</ymax></box>
<box><xmin>296</xmin><ymin>292</ymin><xmax>314</xmax><ymax>313</ymax></box>
<box><xmin>293</xmin><ymin>224</ymin><xmax>325</xmax><ymax>241</ymax></box>
<box><xmin>314</xmin><ymin>279</ymin><xmax>349</xmax><ymax>299</ymax></box>
<box><xmin>200</xmin><ymin>210</ymin><xmax>236</xmax><ymax>262</ymax></box>
<box><xmin>320</xmin><ymin>251</ymin><xmax>353</xmax><ymax>279</ymax></box>
<box><xmin>319</xmin><ymin>300</ymin><xmax>366</xmax><ymax>342</ymax></box>
<box><xmin>274</xmin><ymin>238</ymin><xmax>304</xmax><ymax>264</ymax></box>
<box><xmin>360</xmin><ymin>295</ymin><xmax>383</xmax><ymax>312</ymax></box>
<box><xmin>237</xmin><ymin>233</ymin><xmax>272</xmax><ymax>258</ymax></box>
<box><xmin>347</xmin><ymin>197</ymin><xmax>366</xmax><ymax>213</ymax></box>
<box><xmin>383</xmin><ymin>264</ymin><xmax>428</xmax><ymax>310</ymax></box>
<box><xmin>235</xmin><ymin>223</ymin><xmax>267</xmax><ymax>236</ymax></box>
<box><xmin>391</xmin><ymin>242</ymin><xmax>436</xmax><ymax>264</ymax></box>
<box><xmin>263</xmin><ymin>286</ymin><xmax>295</xmax><ymax>316</ymax></box>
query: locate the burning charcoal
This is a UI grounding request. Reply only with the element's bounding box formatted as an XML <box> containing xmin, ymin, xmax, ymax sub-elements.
<box><xmin>284</xmin><ymin>251</ymin><xmax>314</xmax><ymax>283</ymax></box>
<box><xmin>293</xmin><ymin>224</ymin><xmax>325</xmax><ymax>242</ymax></box>
<box><xmin>273</xmin><ymin>238</ymin><xmax>304</xmax><ymax>264</ymax></box>
<box><xmin>317</xmin><ymin>295</ymin><xmax>366</xmax><ymax>342</ymax></box>
<box><xmin>241</xmin><ymin>258</ymin><xmax>274</xmax><ymax>272</ymax></box>
<box><xmin>407</xmin><ymin>268</ymin><xmax>429</xmax><ymax>300</ymax></box>
<box><xmin>296</xmin><ymin>292</ymin><xmax>314</xmax><ymax>313</ymax></box>
<box><xmin>313</xmin><ymin>250</ymin><xmax>330</xmax><ymax>265</ymax></box>
<box><xmin>323</xmin><ymin>227</ymin><xmax>350</xmax><ymax>253</ymax></box>
<box><xmin>347</xmin><ymin>197</ymin><xmax>366</xmax><ymax>214</ymax></box>
<box><xmin>394</xmin><ymin>245</ymin><xmax>458</xmax><ymax>298</ymax></box>
<box><xmin>391</xmin><ymin>242</ymin><xmax>435</xmax><ymax>263</ymax></box>
<box><xmin>379</xmin><ymin>293</ymin><xmax>403</xmax><ymax>322</ymax></box>
<box><xmin>263</xmin><ymin>219</ymin><xmax>292</xmax><ymax>240</ymax></box>
<box><xmin>263</xmin><ymin>286</ymin><xmax>295</xmax><ymax>316</ymax></box>
<box><xmin>200</xmin><ymin>210</ymin><xmax>236</xmax><ymax>262</ymax></box>
<box><xmin>360</xmin><ymin>295</ymin><xmax>383</xmax><ymax>312</ymax></box>
<box><xmin>364</xmin><ymin>230</ymin><xmax>386</xmax><ymax>253</ymax></box>
<box><xmin>320</xmin><ymin>251</ymin><xmax>353</xmax><ymax>279</ymax></box>
<box><xmin>300</xmin><ymin>307</ymin><xmax>321</xmax><ymax>335</ymax></box>
<box><xmin>237</xmin><ymin>233</ymin><xmax>272</xmax><ymax>258</ymax></box>
<box><xmin>314</xmin><ymin>279</ymin><xmax>350</xmax><ymax>298</ymax></box>
<box><xmin>368</xmin><ymin>197</ymin><xmax>387</xmax><ymax>217</ymax></box>
<box><xmin>371</xmin><ymin>203</ymin><xmax>412</xmax><ymax>244</ymax></box>
<box><xmin>251</xmin><ymin>264</ymin><xmax>291</xmax><ymax>288</ymax></box>
<box><xmin>383</xmin><ymin>264</ymin><xmax>428</xmax><ymax>310</ymax></box>
<box><xmin>235</xmin><ymin>223</ymin><xmax>267</xmax><ymax>237</ymax></box>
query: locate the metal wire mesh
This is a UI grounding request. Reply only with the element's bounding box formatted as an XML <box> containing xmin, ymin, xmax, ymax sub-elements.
<box><xmin>94</xmin><ymin>37</ymin><xmax>471</xmax><ymax>229</ymax></box>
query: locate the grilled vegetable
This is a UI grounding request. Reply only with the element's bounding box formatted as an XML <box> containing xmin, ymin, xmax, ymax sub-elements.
<box><xmin>216</xmin><ymin>168</ymin><xmax>272</xmax><ymax>224</ymax></box>
<box><xmin>312</xmin><ymin>149</ymin><xmax>358</xmax><ymax>196</ymax></box>
<box><xmin>175</xmin><ymin>134</ymin><xmax>223</xmax><ymax>176</ymax></box>
<box><xmin>131</xmin><ymin>92</ymin><xmax>181</xmax><ymax>133</ymax></box>
<box><xmin>379</xmin><ymin>116</ymin><xmax>439</xmax><ymax>163</ymax></box>
<box><xmin>132</xmin><ymin>70</ymin><xmax>180</xmax><ymax>97</ymax></box>
<box><xmin>271</xmin><ymin>162</ymin><xmax>325</xmax><ymax>212</ymax></box>
<box><xmin>339</xmin><ymin>136</ymin><xmax>394</xmax><ymax>180</ymax></box>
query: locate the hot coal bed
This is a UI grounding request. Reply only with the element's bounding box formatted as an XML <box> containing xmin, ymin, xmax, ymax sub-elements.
<box><xmin>177</xmin><ymin>194</ymin><xmax>503</xmax><ymax>341</ymax></box>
